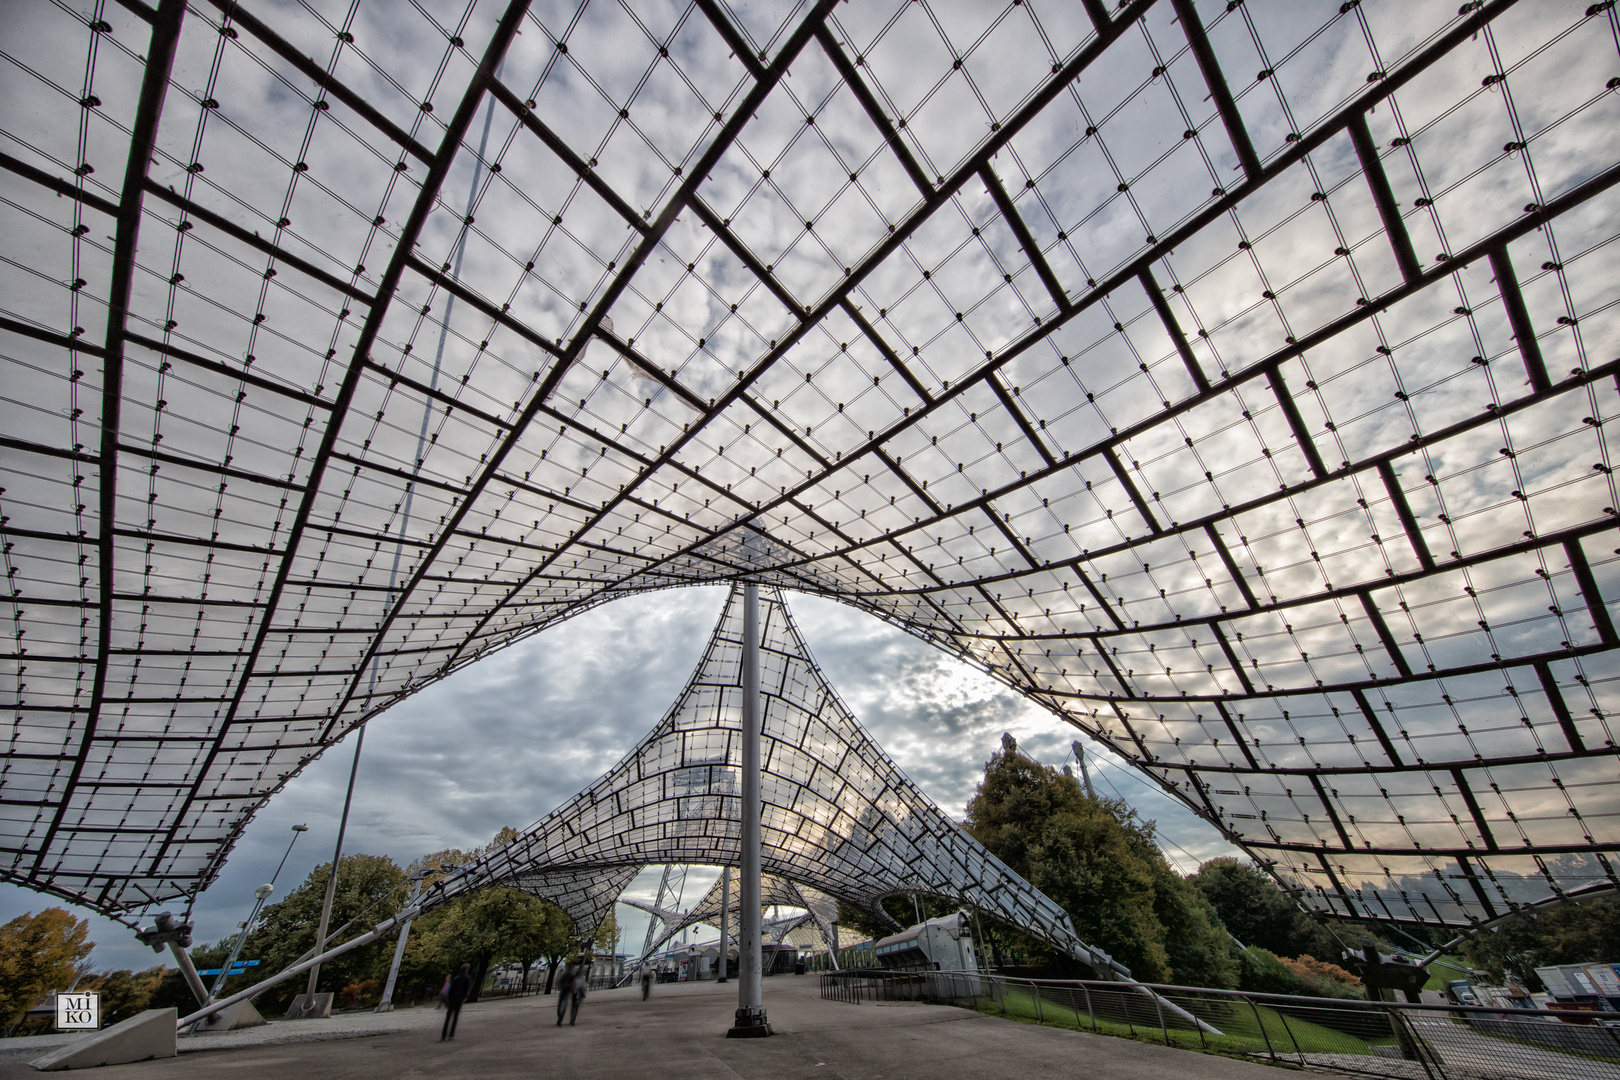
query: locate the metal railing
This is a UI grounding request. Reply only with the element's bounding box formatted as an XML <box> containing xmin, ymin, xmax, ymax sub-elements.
<box><xmin>820</xmin><ymin>970</ymin><xmax>1620</xmax><ymax>1080</ymax></box>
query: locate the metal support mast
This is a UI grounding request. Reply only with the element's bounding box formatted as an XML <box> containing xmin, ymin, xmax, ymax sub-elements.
<box><xmin>377</xmin><ymin>870</ymin><xmax>430</xmax><ymax>1012</ymax></box>
<box><xmin>1073</xmin><ymin>740</ymin><xmax>1095</xmax><ymax>798</ymax></box>
<box><xmin>296</xmin><ymin>724</ymin><xmax>366</xmax><ymax>1016</ymax></box>
<box><xmin>641</xmin><ymin>864</ymin><xmax>689</xmax><ymax>959</ymax></box>
<box><xmin>726</xmin><ymin>582</ymin><xmax>770</xmax><ymax>1037</ymax></box>
<box><xmin>717</xmin><ymin>865</ymin><xmax>730</xmax><ymax>983</ymax></box>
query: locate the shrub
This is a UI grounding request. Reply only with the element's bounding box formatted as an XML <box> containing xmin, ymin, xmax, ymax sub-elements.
<box><xmin>340</xmin><ymin>978</ymin><xmax>381</xmax><ymax>1009</ymax></box>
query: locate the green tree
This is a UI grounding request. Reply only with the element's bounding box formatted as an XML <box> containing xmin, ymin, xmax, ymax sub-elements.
<box><xmin>411</xmin><ymin>886</ymin><xmax>574</xmax><ymax>1002</ymax></box>
<box><xmin>0</xmin><ymin>908</ymin><xmax>95</xmax><ymax>1032</ymax></box>
<box><xmin>1188</xmin><ymin>857</ymin><xmax>1337</xmax><ymax>959</ymax></box>
<box><xmin>244</xmin><ymin>853</ymin><xmax>406</xmax><ymax>1009</ymax></box>
<box><xmin>508</xmin><ymin>895</ymin><xmax>573</xmax><ymax>993</ymax></box>
<box><xmin>587</xmin><ymin>909</ymin><xmax>619</xmax><ymax>958</ymax></box>
<box><xmin>833</xmin><ymin>899</ymin><xmax>890</xmax><ymax>944</ymax></box>
<box><xmin>964</xmin><ymin>745</ymin><xmax>1237</xmax><ymax>987</ymax></box>
<box><xmin>145</xmin><ymin>939</ymin><xmax>230</xmax><ymax>1012</ymax></box>
<box><xmin>406</xmin><ymin>846</ymin><xmax>477</xmax><ymax>886</ymax></box>
<box><xmin>1148</xmin><ymin>858</ymin><xmax>1239</xmax><ymax>989</ymax></box>
<box><xmin>834</xmin><ymin>896</ymin><xmax>935</xmax><ymax>943</ymax></box>
<box><xmin>1460</xmin><ymin>893</ymin><xmax>1620</xmax><ymax>989</ymax></box>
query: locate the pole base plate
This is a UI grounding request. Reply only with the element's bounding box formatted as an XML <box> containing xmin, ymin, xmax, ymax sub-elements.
<box><xmin>726</xmin><ymin>1006</ymin><xmax>772</xmax><ymax>1038</ymax></box>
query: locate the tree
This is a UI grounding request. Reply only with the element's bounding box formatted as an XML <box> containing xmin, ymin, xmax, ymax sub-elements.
<box><xmin>395</xmin><ymin>830</ymin><xmax>601</xmax><ymax>999</ymax></box>
<box><xmin>244</xmin><ymin>853</ymin><xmax>406</xmax><ymax>1008</ymax></box>
<box><xmin>1461</xmin><ymin>893</ymin><xmax>1620</xmax><ymax>989</ymax></box>
<box><xmin>0</xmin><ymin>908</ymin><xmax>95</xmax><ymax>1032</ymax></box>
<box><xmin>406</xmin><ymin>846</ymin><xmax>477</xmax><ymax>886</ymax></box>
<box><xmin>1188</xmin><ymin>857</ymin><xmax>1337</xmax><ymax>959</ymax></box>
<box><xmin>587</xmin><ymin>909</ymin><xmax>618</xmax><ymax>958</ymax></box>
<box><xmin>964</xmin><ymin>745</ymin><xmax>1237</xmax><ymax>986</ymax></box>
<box><xmin>145</xmin><ymin>939</ymin><xmax>231</xmax><ymax>1012</ymax></box>
<box><xmin>410</xmin><ymin>886</ymin><xmax>570</xmax><ymax>1002</ymax></box>
<box><xmin>834</xmin><ymin>899</ymin><xmax>899</xmax><ymax>943</ymax></box>
<box><xmin>506</xmin><ymin>895</ymin><xmax>572</xmax><ymax>993</ymax></box>
<box><xmin>1147</xmin><ymin>857</ymin><xmax>1239</xmax><ymax>989</ymax></box>
<box><xmin>76</xmin><ymin>967</ymin><xmax>164</xmax><ymax>1026</ymax></box>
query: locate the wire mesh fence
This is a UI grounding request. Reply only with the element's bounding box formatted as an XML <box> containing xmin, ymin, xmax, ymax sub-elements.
<box><xmin>821</xmin><ymin>970</ymin><xmax>1620</xmax><ymax>1080</ymax></box>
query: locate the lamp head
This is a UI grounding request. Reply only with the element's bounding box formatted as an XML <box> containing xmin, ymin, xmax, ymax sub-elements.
<box><xmin>291</xmin><ymin>824</ymin><xmax>309</xmax><ymax>832</ymax></box>
<box><xmin>254</xmin><ymin>883</ymin><xmax>274</xmax><ymax>900</ymax></box>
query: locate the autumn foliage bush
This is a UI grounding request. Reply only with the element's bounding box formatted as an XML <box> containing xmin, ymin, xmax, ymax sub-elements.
<box><xmin>340</xmin><ymin>978</ymin><xmax>381</xmax><ymax>1009</ymax></box>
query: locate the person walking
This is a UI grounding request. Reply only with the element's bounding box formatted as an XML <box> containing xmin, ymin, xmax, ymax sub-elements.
<box><xmin>640</xmin><ymin>965</ymin><xmax>653</xmax><ymax>1001</ymax></box>
<box><xmin>440</xmin><ymin>963</ymin><xmax>472</xmax><ymax>1041</ymax></box>
<box><xmin>554</xmin><ymin>965</ymin><xmax>575</xmax><ymax>1027</ymax></box>
<box><xmin>569</xmin><ymin>965</ymin><xmax>587</xmax><ymax>1025</ymax></box>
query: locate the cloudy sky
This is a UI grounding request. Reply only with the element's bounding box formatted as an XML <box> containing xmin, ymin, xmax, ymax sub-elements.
<box><xmin>1</xmin><ymin>585</ymin><xmax>1236</xmax><ymax>974</ymax></box>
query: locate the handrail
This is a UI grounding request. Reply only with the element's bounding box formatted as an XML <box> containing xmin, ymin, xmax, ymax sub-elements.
<box><xmin>822</xmin><ymin>969</ymin><xmax>1620</xmax><ymax>1022</ymax></box>
<box><xmin>823</xmin><ymin>969</ymin><xmax>1620</xmax><ymax>1080</ymax></box>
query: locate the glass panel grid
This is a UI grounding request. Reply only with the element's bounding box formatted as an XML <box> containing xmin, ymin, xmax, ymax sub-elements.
<box><xmin>1</xmin><ymin>0</ymin><xmax>1615</xmax><ymax>928</ymax></box>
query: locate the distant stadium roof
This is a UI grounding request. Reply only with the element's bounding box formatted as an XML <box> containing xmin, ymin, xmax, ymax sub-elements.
<box><xmin>0</xmin><ymin>0</ymin><xmax>1615</xmax><ymax>927</ymax></box>
<box><xmin>655</xmin><ymin>873</ymin><xmax>841</xmax><ymax>957</ymax></box>
<box><xmin>431</xmin><ymin>586</ymin><xmax>1105</xmax><ymax>968</ymax></box>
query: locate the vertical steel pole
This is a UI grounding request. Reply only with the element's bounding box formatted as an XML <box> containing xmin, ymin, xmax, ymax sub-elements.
<box><xmin>303</xmin><ymin>723</ymin><xmax>366</xmax><ymax>1009</ymax></box>
<box><xmin>717</xmin><ymin>865</ymin><xmax>730</xmax><ymax>983</ymax></box>
<box><xmin>375</xmin><ymin>914</ymin><xmax>412</xmax><ymax>1012</ymax></box>
<box><xmin>376</xmin><ymin>879</ymin><xmax>421</xmax><ymax>1012</ymax></box>
<box><xmin>727</xmin><ymin>583</ymin><xmax>771</xmax><ymax>1037</ymax></box>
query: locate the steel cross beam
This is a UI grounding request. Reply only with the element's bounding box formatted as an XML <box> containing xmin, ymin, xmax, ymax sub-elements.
<box><xmin>687</xmin><ymin>180</ymin><xmax>1620</xmax><ymax>608</ymax></box>
<box><xmin>433</xmin><ymin>0</ymin><xmax>1162</xmax><ymax>670</ymax></box>
<box><xmin>146</xmin><ymin>0</ymin><xmax>537</xmax><ymax>873</ymax></box>
<box><xmin>27</xmin><ymin>0</ymin><xmax>189</xmax><ymax>882</ymax></box>
<box><xmin>918</xmin><ymin>507</ymin><xmax>1620</xmax><ymax>656</ymax></box>
<box><xmin>430</xmin><ymin>1</ymin><xmax>849</xmax><ymax>673</ymax></box>
<box><xmin>439</xmin><ymin>0</ymin><xmax>1527</xmax><ymax>666</ymax></box>
<box><xmin>16</xmin><ymin>0</ymin><xmax>1607</xmax><ymax>921</ymax></box>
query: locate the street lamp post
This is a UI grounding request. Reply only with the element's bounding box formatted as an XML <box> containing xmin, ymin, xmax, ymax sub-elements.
<box><xmin>206</xmin><ymin>882</ymin><xmax>273</xmax><ymax>1005</ymax></box>
<box><xmin>270</xmin><ymin>824</ymin><xmax>309</xmax><ymax>889</ymax></box>
<box><xmin>198</xmin><ymin>822</ymin><xmax>308</xmax><ymax>1011</ymax></box>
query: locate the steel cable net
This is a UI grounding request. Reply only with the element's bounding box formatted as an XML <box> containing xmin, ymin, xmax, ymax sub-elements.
<box><xmin>0</xmin><ymin>0</ymin><xmax>1615</xmax><ymax>927</ymax></box>
<box><xmin>635</xmin><ymin>873</ymin><xmax>839</xmax><ymax>956</ymax></box>
<box><xmin>427</xmin><ymin>585</ymin><xmax>1100</xmax><ymax>965</ymax></box>
<box><xmin>509</xmin><ymin>865</ymin><xmax>640</xmax><ymax>937</ymax></box>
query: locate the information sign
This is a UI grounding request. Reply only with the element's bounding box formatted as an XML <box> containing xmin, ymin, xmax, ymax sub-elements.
<box><xmin>54</xmin><ymin>993</ymin><xmax>99</xmax><ymax>1031</ymax></box>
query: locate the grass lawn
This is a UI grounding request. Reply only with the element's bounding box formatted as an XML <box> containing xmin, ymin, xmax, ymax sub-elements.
<box><xmin>960</xmin><ymin>983</ymin><xmax>1401</xmax><ymax>1066</ymax></box>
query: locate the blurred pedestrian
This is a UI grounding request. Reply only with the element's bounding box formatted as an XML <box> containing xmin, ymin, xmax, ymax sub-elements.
<box><xmin>554</xmin><ymin>966</ymin><xmax>575</xmax><ymax>1027</ymax></box>
<box><xmin>441</xmin><ymin>963</ymin><xmax>472</xmax><ymax>1041</ymax></box>
<box><xmin>569</xmin><ymin>965</ymin><xmax>587</xmax><ymax>1024</ymax></box>
<box><xmin>640</xmin><ymin>965</ymin><xmax>653</xmax><ymax>1001</ymax></box>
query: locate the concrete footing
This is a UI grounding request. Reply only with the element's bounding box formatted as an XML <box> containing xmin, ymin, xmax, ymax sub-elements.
<box><xmin>191</xmin><ymin>999</ymin><xmax>265</xmax><ymax>1032</ymax></box>
<box><xmin>283</xmin><ymin>993</ymin><xmax>333</xmax><ymax>1019</ymax></box>
<box><xmin>725</xmin><ymin>1006</ymin><xmax>773</xmax><ymax>1038</ymax></box>
<box><xmin>28</xmin><ymin>1008</ymin><xmax>177</xmax><ymax>1071</ymax></box>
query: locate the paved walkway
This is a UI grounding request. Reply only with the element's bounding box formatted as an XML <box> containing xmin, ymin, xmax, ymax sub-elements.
<box><xmin>0</xmin><ymin>977</ymin><xmax>1296</xmax><ymax>1079</ymax></box>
